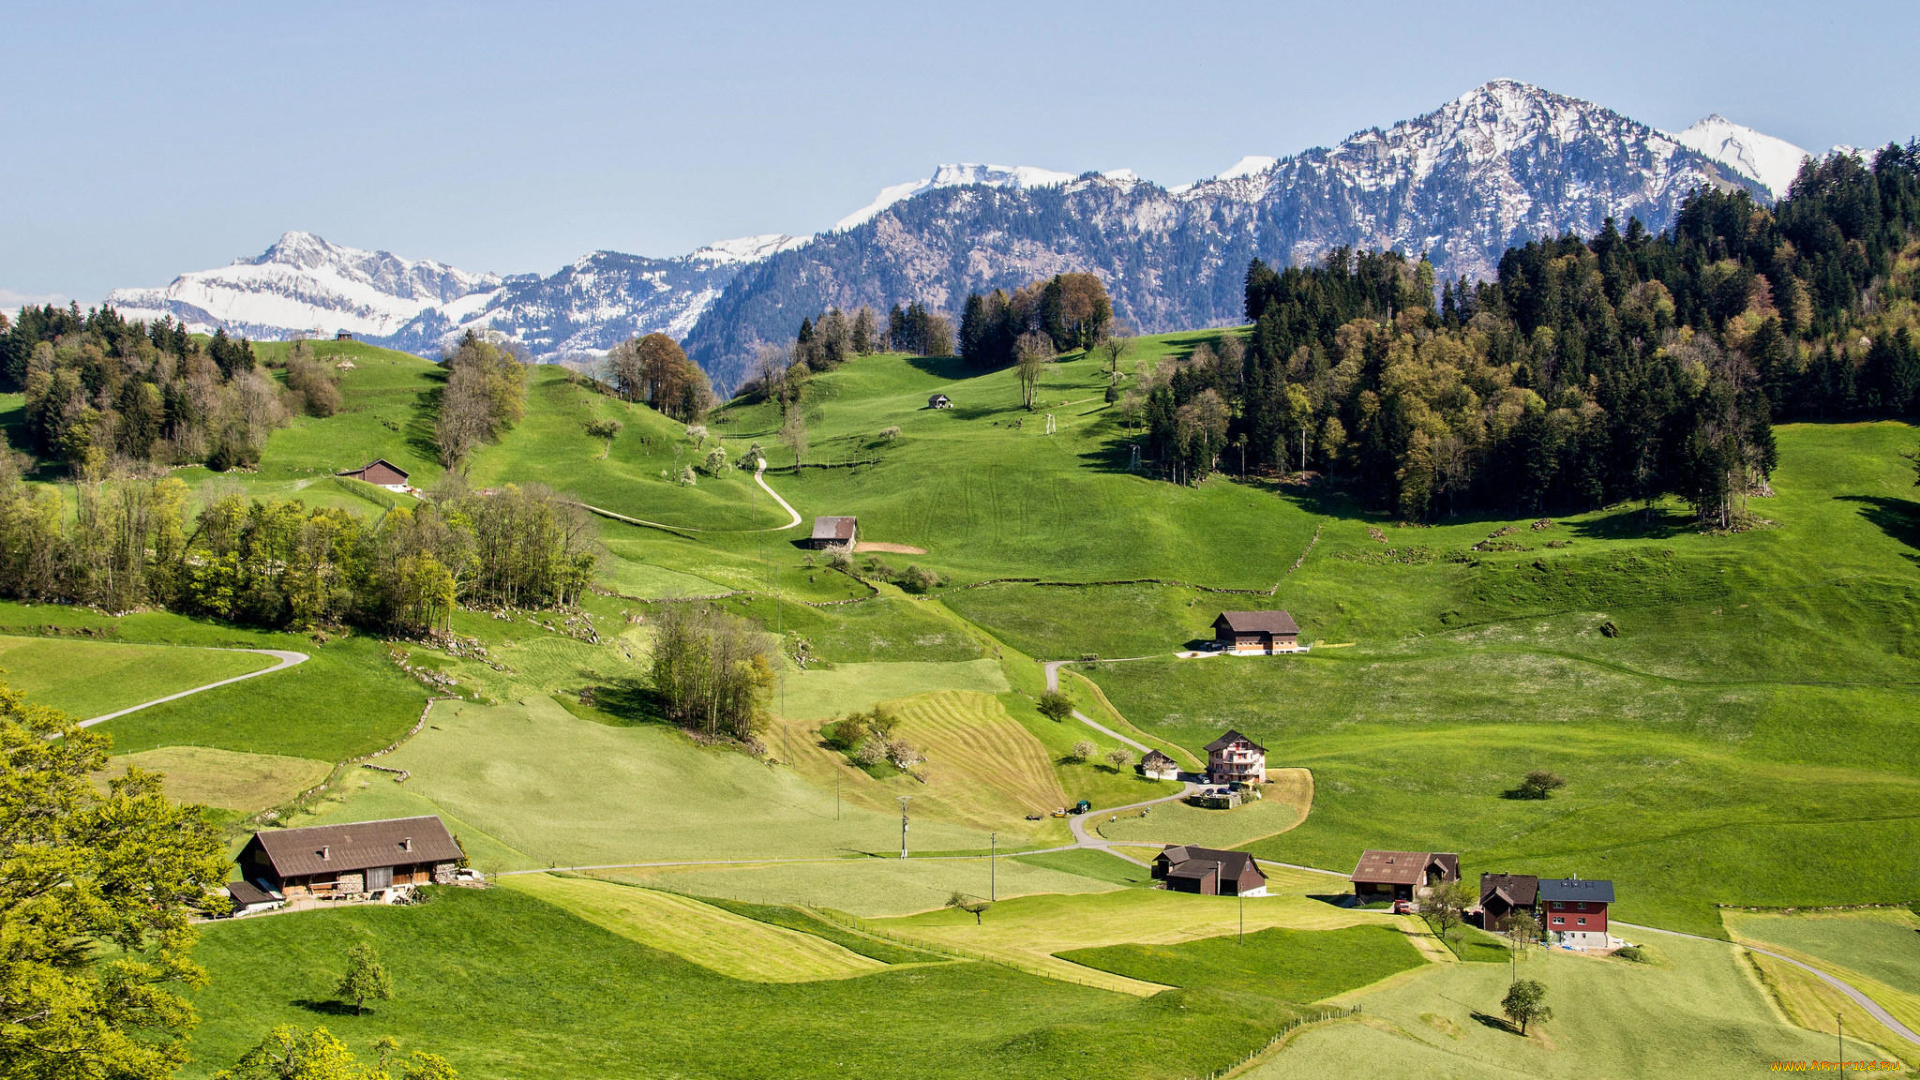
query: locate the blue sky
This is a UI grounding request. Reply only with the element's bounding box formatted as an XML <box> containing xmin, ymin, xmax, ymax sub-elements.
<box><xmin>3</xmin><ymin>0</ymin><xmax>1915</xmax><ymax>304</ymax></box>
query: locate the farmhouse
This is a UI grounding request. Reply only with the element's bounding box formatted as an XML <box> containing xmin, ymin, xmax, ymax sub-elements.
<box><xmin>1204</xmin><ymin>730</ymin><xmax>1266</xmax><ymax>785</ymax></box>
<box><xmin>335</xmin><ymin>330</ymin><xmax>355</xmax><ymax>340</ymax></box>
<box><xmin>928</xmin><ymin>393</ymin><xmax>952</xmax><ymax>409</ymax></box>
<box><xmin>338</xmin><ymin>458</ymin><xmax>410</xmax><ymax>491</ymax></box>
<box><xmin>1351</xmin><ymin>850</ymin><xmax>1460</xmax><ymax>901</ymax></box>
<box><xmin>1478</xmin><ymin>872</ymin><xmax>1540</xmax><ymax>931</ymax></box>
<box><xmin>808</xmin><ymin>516</ymin><xmax>859</xmax><ymax>550</ymax></box>
<box><xmin>1540</xmin><ymin>876</ymin><xmax>1616</xmax><ymax>948</ymax></box>
<box><xmin>1152</xmin><ymin>845</ymin><xmax>1268</xmax><ymax>896</ymax></box>
<box><xmin>236</xmin><ymin>815</ymin><xmax>463</xmax><ymax>901</ymax></box>
<box><xmin>1138</xmin><ymin>748</ymin><xmax>1180</xmax><ymax>781</ymax></box>
<box><xmin>1212</xmin><ymin>611</ymin><xmax>1301</xmax><ymax>654</ymax></box>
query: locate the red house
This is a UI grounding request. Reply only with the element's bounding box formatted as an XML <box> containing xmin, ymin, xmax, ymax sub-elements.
<box><xmin>1539</xmin><ymin>877</ymin><xmax>1615</xmax><ymax>948</ymax></box>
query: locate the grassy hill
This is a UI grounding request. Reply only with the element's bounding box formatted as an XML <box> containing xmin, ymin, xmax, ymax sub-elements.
<box><xmin>7</xmin><ymin>334</ymin><xmax>1920</xmax><ymax>1076</ymax></box>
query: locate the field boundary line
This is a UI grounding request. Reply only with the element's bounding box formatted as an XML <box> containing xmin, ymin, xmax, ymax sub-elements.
<box><xmin>80</xmin><ymin>648</ymin><xmax>309</xmax><ymax>728</ymax></box>
<box><xmin>1618</xmin><ymin>920</ymin><xmax>1920</xmax><ymax>1046</ymax></box>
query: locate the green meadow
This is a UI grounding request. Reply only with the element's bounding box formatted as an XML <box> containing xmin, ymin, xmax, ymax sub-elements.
<box><xmin>5</xmin><ymin>337</ymin><xmax>1918</xmax><ymax>1075</ymax></box>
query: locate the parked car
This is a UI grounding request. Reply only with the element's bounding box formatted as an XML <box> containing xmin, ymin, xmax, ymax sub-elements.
<box><xmin>1392</xmin><ymin>900</ymin><xmax>1414</xmax><ymax>915</ymax></box>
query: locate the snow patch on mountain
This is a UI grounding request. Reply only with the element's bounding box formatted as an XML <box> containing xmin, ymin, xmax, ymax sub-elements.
<box><xmin>1670</xmin><ymin>114</ymin><xmax>1813</xmax><ymax>198</ymax></box>
<box><xmin>691</xmin><ymin>233</ymin><xmax>808</xmax><ymax>264</ymax></box>
<box><xmin>107</xmin><ymin>231</ymin><xmax>504</xmax><ymax>340</ymax></box>
<box><xmin>833</xmin><ymin>163</ymin><xmax>1077</xmax><ymax>230</ymax></box>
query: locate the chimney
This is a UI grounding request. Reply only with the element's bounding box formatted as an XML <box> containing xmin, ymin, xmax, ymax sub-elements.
<box><xmin>320</xmin><ymin>845</ymin><xmax>330</xmax><ymax>860</ymax></box>
<box><xmin>402</xmin><ymin>837</ymin><xmax>413</xmax><ymax>852</ymax></box>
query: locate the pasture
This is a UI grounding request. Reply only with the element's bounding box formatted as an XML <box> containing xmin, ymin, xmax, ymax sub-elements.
<box><xmin>1059</xmin><ymin>923</ymin><xmax>1425</xmax><ymax>1003</ymax></box>
<box><xmin>0</xmin><ymin>633</ymin><xmax>272</xmax><ymax>720</ymax></box>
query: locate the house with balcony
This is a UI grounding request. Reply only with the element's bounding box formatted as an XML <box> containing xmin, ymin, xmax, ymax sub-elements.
<box><xmin>1204</xmin><ymin>730</ymin><xmax>1266</xmax><ymax>785</ymax></box>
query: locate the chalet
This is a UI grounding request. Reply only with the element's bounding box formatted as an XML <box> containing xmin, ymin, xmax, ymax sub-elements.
<box><xmin>1153</xmin><ymin>845</ymin><xmax>1268</xmax><ymax>896</ymax></box>
<box><xmin>1539</xmin><ymin>877</ymin><xmax>1615</xmax><ymax>949</ymax></box>
<box><xmin>928</xmin><ymin>393</ymin><xmax>952</xmax><ymax>409</ymax></box>
<box><xmin>236</xmin><ymin>816</ymin><xmax>463</xmax><ymax>901</ymax></box>
<box><xmin>338</xmin><ymin>458</ymin><xmax>410</xmax><ymax>491</ymax></box>
<box><xmin>808</xmin><ymin>516</ymin><xmax>858</xmax><ymax>550</ymax></box>
<box><xmin>1478</xmin><ymin>872</ymin><xmax>1540</xmax><ymax>931</ymax></box>
<box><xmin>1138</xmin><ymin>748</ymin><xmax>1180</xmax><ymax>781</ymax></box>
<box><xmin>335</xmin><ymin>330</ymin><xmax>355</xmax><ymax>340</ymax></box>
<box><xmin>1212</xmin><ymin>611</ymin><xmax>1301</xmax><ymax>654</ymax></box>
<box><xmin>1205</xmin><ymin>730</ymin><xmax>1266</xmax><ymax>785</ymax></box>
<box><xmin>1351</xmin><ymin>850</ymin><xmax>1460</xmax><ymax>901</ymax></box>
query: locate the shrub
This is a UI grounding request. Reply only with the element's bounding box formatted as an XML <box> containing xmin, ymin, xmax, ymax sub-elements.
<box><xmin>1036</xmin><ymin>691</ymin><xmax>1074</xmax><ymax>723</ymax></box>
<box><xmin>879</xmin><ymin>425</ymin><xmax>901</xmax><ymax>443</ymax></box>
<box><xmin>867</xmin><ymin>707</ymin><xmax>899</xmax><ymax>741</ymax></box>
<box><xmin>900</xmin><ymin>566</ymin><xmax>940</xmax><ymax>594</ymax></box>
<box><xmin>1511</xmin><ymin>769</ymin><xmax>1568</xmax><ymax>800</ymax></box>
<box><xmin>1612</xmin><ymin>945</ymin><xmax>1645</xmax><ymax>962</ymax></box>
<box><xmin>851</xmin><ymin>740</ymin><xmax>886</xmax><ymax>768</ymax></box>
<box><xmin>584</xmin><ymin>418</ymin><xmax>623</xmax><ymax>440</ymax></box>
<box><xmin>885</xmin><ymin>738</ymin><xmax>921</xmax><ymax>769</ymax></box>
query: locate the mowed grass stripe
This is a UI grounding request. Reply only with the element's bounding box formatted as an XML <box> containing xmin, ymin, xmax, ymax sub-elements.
<box><xmin>896</xmin><ymin>690</ymin><xmax>1066</xmax><ymax>816</ymax></box>
<box><xmin>504</xmin><ymin>874</ymin><xmax>886</xmax><ymax>982</ymax></box>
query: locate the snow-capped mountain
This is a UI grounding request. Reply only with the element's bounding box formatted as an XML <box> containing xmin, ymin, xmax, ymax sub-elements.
<box><xmin>833</xmin><ymin>164</ymin><xmax>1079</xmax><ymax>231</ymax></box>
<box><xmin>681</xmin><ymin>78</ymin><xmax>1763</xmax><ymax>387</ymax></box>
<box><xmin>1670</xmin><ymin>114</ymin><xmax>1814</xmax><ymax>199</ymax></box>
<box><xmin>106</xmin><ymin>229</ymin><xmax>803</xmax><ymax>361</ymax></box>
<box><xmin>102</xmin><ymin>79</ymin><xmax>1814</xmax><ymax>391</ymax></box>
<box><xmin>107</xmin><ymin>231</ymin><xmax>503</xmax><ymax>341</ymax></box>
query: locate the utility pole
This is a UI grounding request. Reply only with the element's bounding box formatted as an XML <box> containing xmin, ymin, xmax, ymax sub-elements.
<box><xmin>990</xmin><ymin>832</ymin><xmax>997</xmax><ymax>901</ymax></box>
<box><xmin>897</xmin><ymin>796</ymin><xmax>913</xmax><ymax>859</ymax></box>
<box><xmin>835</xmin><ymin>770</ymin><xmax>841</xmax><ymax>820</ymax></box>
<box><xmin>1239</xmin><ymin>889</ymin><xmax>1245</xmax><ymax>944</ymax></box>
<box><xmin>1837</xmin><ymin>1012</ymin><xmax>1843</xmax><ymax>1070</ymax></box>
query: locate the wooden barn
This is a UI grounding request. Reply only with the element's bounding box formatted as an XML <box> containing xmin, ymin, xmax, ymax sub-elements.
<box><xmin>1138</xmin><ymin>748</ymin><xmax>1180</xmax><ymax>781</ymax></box>
<box><xmin>1212</xmin><ymin>611</ymin><xmax>1301</xmax><ymax>654</ymax></box>
<box><xmin>236</xmin><ymin>815</ymin><xmax>463</xmax><ymax>900</ymax></box>
<box><xmin>808</xmin><ymin>516</ymin><xmax>859</xmax><ymax>550</ymax></box>
<box><xmin>1153</xmin><ymin>845</ymin><xmax>1268</xmax><ymax>896</ymax></box>
<box><xmin>928</xmin><ymin>393</ymin><xmax>952</xmax><ymax>409</ymax></box>
<box><xmin>1204</xmin><ymin>730</ymin><xmax>1267</xmax><ymax>785</ymax></box>
<box><xmin>1350</xmin><ymin>849</ymin><xmax>1460</xmax><ymax>901</ymax></box>
<box><xmin>338</xmin><ymin>458</ymin><xmax>411</xmax><ymax>491</ymax></box>
<box><xmin>1478</xmin><ymin>872</ymin><xmax>1540</xmax><ymax>931</ymax></box>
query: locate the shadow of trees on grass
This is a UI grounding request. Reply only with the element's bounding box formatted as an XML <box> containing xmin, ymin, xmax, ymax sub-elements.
<box><xmin>1838</xmin><ymin>494</ymin><xmax>1920</xmax><ymax>560</ymax></box>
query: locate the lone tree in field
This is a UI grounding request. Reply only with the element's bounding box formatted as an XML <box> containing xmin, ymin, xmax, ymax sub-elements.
<box><xmin>1512</xmin><ymin>769</ymin><xmax>1567</xmax><ymax>799</ymax></box>
<box><xmin>946</xmin><ymin>892</ymin><xmax>992</xmax><ymax>925</ymax></box>
<box><xmin>1105</xmin><ymin>747</ymin><xmax>1134</xmax><ymax>769</ymax></box>
<box><xmin>1501</xmin><ymin>978</ymin><xmax>1552</xmax><ymax>1035</ymax></box>
<box><xmin>1069</xmin><ymin>739</ymin><xmax>1099</xmax><ymax>763</ymax></box>
<box><xmin>1015</xmin><ymin>332</ymin><xmax>1051</xmax><ymax>410</ymax></box>
<box><xmin>1417</xmin><ymin>879</ymin><xmax>1476</xmax><ymax>942</ymax></box>
<box><xmin>336</xmin><ymin>942</ymin><xmax>394</xmax><ymax>1016</ymax></box>
<box><xmin>1036</xmin><ymin>690</ymin><xmax>1074</xmax><ymax>723</ymax></box>
<box><xmin>779</xmin><ymin>408</ymin><xmax>809</xmax><ymax>469</ymax></box>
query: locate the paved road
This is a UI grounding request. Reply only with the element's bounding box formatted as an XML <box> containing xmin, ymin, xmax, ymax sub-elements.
<box><xmin>751</xmin><ymin>459</ymin><xmax>802</xmax><ymax>530</ymax></box>
<box><xmin>82</xmin><ymin>648</ymin><xmax>310</xmax><ymax>727</ymax></box>
<box><xmin>1068</xmin><ymin>782</ymin><xmax>1205</xmax><ymax>863</ymax></box>
<box><xmin>1042</xmin><ymin>659</ymin><xmax>1161</xmax><ymax>754</ymax></box>
<box><xmin>1615</xmin><ymin>920</ymin><xmax>1920</xmax><ymax>1046</ymax></box>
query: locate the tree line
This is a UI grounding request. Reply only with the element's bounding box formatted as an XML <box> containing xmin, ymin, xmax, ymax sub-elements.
<box><xmin>2</xmin><ymin>304</ymin><xmax>284</xmax><ymax>475</ymax></box>
<box><xmin>602</xmin><ymin>332</ymin><xmax>712</xmax><ymax>423</ymax></box>
<box><xmin>1133</xmin><ymin>143</ymin><xmax>1920</xmax><ymax>524</ymax></box>
<box><xmin>959</xmin><ymin>271</ymin><xmax>1115</xmax><ymax>367</ymax></box>
<box><xmin>0</xmin><ymin>454</ymin><xmax>594</xmax><ymax>634</ymax></box>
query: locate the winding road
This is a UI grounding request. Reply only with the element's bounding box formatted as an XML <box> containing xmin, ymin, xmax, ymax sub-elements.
<box><xmin>1041</xmin><ymin>659</ymin><xmax>1161</xmax><ymax>755</ymax></box>
<box><xmin>81</xmin><ymin>648</ymin><xmax>310</xmax><ymax>727</ymax></box>
<box><xmin>1615</xmin><ymin>920</ymin><xmax>1920</xmax><ymax>1047</ymax></box>
<box><xmin>581</xmin><ymin>459</ymin><xmax>802</xmax><ymax>535</ymax></box>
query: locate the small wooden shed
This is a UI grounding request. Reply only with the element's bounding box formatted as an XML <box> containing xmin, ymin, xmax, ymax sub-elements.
<box><xmin>808</xmin><ymin>516</ymin><xmax>858</xmax><ymax>550</ymax></box>
<box><xmin>928</xmin><ymin>393</ymin><xmax>952</xmax><ymax>409</ymax></box>
<box><xmin>338</xmin><ymin>458</ymin><xmax>410</xmax><ymax>490</ymax></box>
<box><xmin>1153</xmin><ymin>845</ymin><xmax>1268</xmax><ymax>896</ymax></box>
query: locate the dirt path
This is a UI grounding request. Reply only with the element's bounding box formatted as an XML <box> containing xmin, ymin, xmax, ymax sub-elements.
<box><xmin>81</xmin><ymin>649</ymin><xmax>310</xmax><ymax>728</ymax></box>
<box><xmin>751</xmin><ymin>458</ymin><xmax>802</xmax><ymax>530</ymax></box>
<box><xmin>1615</xmin><ymin>920</ymin><xmax>1920</xmax><ymax>1046</ymax></box>
<box><xmin>580</xmin><ymin>459</ymin><xmax>801</xmax><ymax>536</ymax></box>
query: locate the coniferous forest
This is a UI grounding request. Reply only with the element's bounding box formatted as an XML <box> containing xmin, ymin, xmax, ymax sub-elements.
<box><xmin>1132</xmin><ymin>145</ymin><xmax>1920</xmax><ymax>523</ymax></box>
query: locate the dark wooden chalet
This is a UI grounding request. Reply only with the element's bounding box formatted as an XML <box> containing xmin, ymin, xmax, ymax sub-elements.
<box><xmin>928</xmin><ymin>393</ymin><xmax>952</xmax><ymax>409</ymax></box>
<box><xmin>1153</xmin><ymin>845</ymin><xmax>1268</xmax><ymax>896</ymax></box>
<box><xmin>1212</xmin><ymin>611</ymin><xmax>1300</xmax><ymax>654</ymax></box>
<box><xmin>237</xmin><ymin>815</ymin><xmax>463</xmax><ymax>900</ymax></box>
<box><xmin>338</xmin><ymin>458</ymin><xmax>410</xmax><ymax>489</ymax></box>
<box><xmin>1351</xmin><ymin>849</ymin><xmax>1460</xmax><ymax>901</ymax></box>
<box><xmin>1478</xmin><ymin>872</ymin><xmax>1539</xmax><ymax>931</ymax></box>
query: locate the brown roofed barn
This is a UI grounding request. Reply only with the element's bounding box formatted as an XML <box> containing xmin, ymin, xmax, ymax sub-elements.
<box><xmin>1351</xmin><ymin>849</ymin><xmax>1460</xmax><ymax>901</ymax></box>
<box><xmin>1153</xmin><ymin>845</ymin><xmax>1268</xmax><ymax>896</ymax></box>
<box><xmin>1213</xmin><ymin>611</ymin><xmax>1300</xmax><ymax>654</ymax></box>
<box><xmin>1478</xmin><ymin>872</ymin><xmax>1539</xmax><ymax>931</ymax></box>
<box><xmin>237</xmin><ymin>816</ymin><xmax>463</xmax><ymax>900</ymax></box>
<box><xmin>338</xmin><ymin>458</ymin><xmax>410</xmax><ymax>490</ymax></box>
<box><xmin>808</xmin><ymin>516</ymin><xmax>858</xmax><ymax>550</ymax></box>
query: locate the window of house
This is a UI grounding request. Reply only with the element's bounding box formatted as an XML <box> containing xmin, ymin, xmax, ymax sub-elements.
<box><xmin>1577</xmin><ymin>918</ymin><xmax>1587</xmax><ymax>926</ymax></box>
<box><xmin>1552</xmin><ymin>917</ymin><xmax>1564</xmax><ymax>925</ymax></box>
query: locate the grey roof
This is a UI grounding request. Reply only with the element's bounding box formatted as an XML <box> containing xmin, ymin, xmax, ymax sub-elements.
<box><xmin>1157</xmin><ymin>844</ymin><xmax>1265</xmax><ymax>882</ymax></box>
<box><xmin>1204</xmin><ymin>729</ymin><xmax>1267</xmax><ymax>754</ymax></box>
<box><xmin>1538</xmin><ymin>878</ymin><xmax>1615</xmax><ymax>904</ymax></box>
<box><xmin>226</xmin><ymin>879</ymin><xmax>278</xmax><ymax>906</ymax></box>
<box><xmin>247</xmin><ymin>816</ymin><xmax>461</xmax><ymax>878</ymax></box>
<box><xmin>1214</xmin><ymin>610</ymin><xmax>1300</xmax><ymax>635</ymax></box>
<box><xmin>811</xmin><ymin>516</ymin><xmax>858</xmax><ymax>541</ymax></box>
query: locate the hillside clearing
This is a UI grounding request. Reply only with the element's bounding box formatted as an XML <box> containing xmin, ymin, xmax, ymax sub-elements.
<box><xmin>0</xmin><ymin>634</ymin><xmax>272</xmax><ymax>720</ymax></box>
<box><xmin>103</xmin><ymin>747</ymin><xmax>331</xmax><ymax>813</ymax></box>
